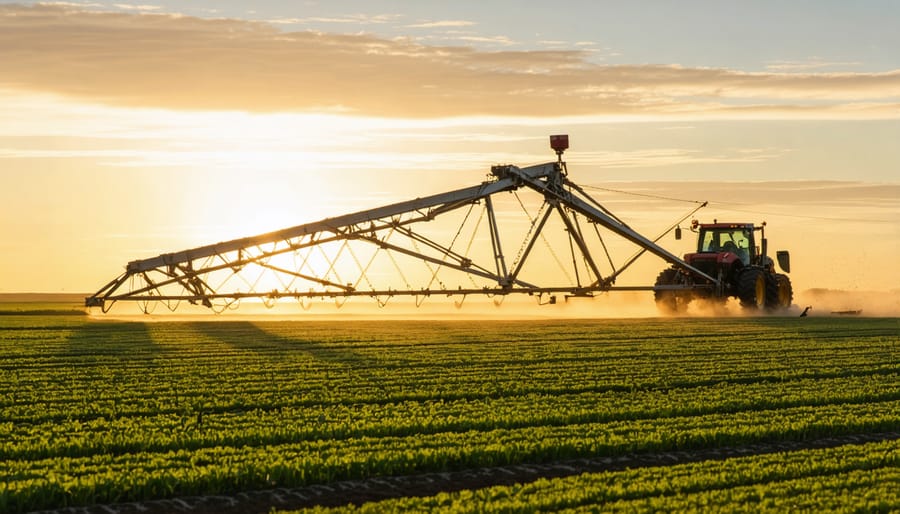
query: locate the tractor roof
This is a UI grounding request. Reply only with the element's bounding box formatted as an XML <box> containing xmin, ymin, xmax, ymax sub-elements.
<box><xmin>699</xmin><ymin>223</ymin><xmax>756</xmax><ymax>230</ymax></box>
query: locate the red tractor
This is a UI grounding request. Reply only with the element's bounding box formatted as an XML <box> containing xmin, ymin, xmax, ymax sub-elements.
<box><xmin>654</xmin><ymin>221</ymin><xmax>793</xmax><ymax>313</ymax></box>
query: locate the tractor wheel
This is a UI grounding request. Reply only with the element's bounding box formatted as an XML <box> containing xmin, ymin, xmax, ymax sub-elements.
<box><xmin>737</xmin><ymin>268</ymin><xmax>767</xmax><ymax>309</ymax></box>
<box><xmin>766</xmin><ymin>273</ymin><xmax>793</xmax><ymax>311</ymax></box>
<box><xmin>654</xmin><ymin>268</ymin><xmax>691</xmax><ymax>314</ymax></box>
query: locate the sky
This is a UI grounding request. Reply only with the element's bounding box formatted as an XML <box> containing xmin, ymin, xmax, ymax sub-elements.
<box><xmin>1</xmin><ymin>1</ymin><xmax>899</xmax><ymax>303</ymax></box>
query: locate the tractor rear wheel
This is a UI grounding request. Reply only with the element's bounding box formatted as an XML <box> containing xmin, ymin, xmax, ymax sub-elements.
<box><xmin>738</xmin><ymin>268</ymin><xmax>766</xmax><ymax>309</ymax></box>
<box><xmin>766</xmin><ymin>273</ymin><xmax>793</xmax><ymax>311</ymax></box>
<box><xmin>654</xmin><ymin>268</ymin><xmax>691</xmax><ymax>314</ymax></box>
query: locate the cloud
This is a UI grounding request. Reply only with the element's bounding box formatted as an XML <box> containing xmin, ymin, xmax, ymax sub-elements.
<box><xmin>765</xmin><ymin>59</ymin><xmax>862</xmax><ymax>72</ymax></box>
<box><xmin>405</xmin><ymin>20</ymin><xmax>476</xmax><ymax>29</ymax></box>
<box><xmin>266</xmin><ymin>13</ymin><xmax>402</xmax><ymax>25</ymax></box>
<box><xmin>37</xmin><ymin>1</ymin><xmax>104</xmax><ymax>6</ymax></box>
<box><xmin>586</xmin><ymin>181</ymin><xmax>900</xmax><ymax>227</ymax></box>
<box><xmin>2</xmin><ymin>4</ymin><xmax>900</xmax><ymax>118</ymax></box>
<box><xmin>112</xmin><ymin>3</ymin><xmax>162</xmax><ymax>11</ymax></box>
<box><xmin>454</xmin><ymin>35</ymin><xmax>517</xmax><ymax>46</ymax></box>
<box><xmin>576</xmin><ymin>147</ymin><xmax>786</xmax><ymax>169</ymax></box>
<box><xmin>628</xmin><ymin>181</ymin><xmax>900</xmax><ymax>208</ymax></box>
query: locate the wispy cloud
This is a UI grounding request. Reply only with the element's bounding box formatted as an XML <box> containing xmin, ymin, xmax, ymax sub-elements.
<box><xmin>405</xmin><ymin>20</ymin><xmax>475</xmax><ymax>28</ymax></box>
<box><xmin>609</xmin><ymin>181</ymin><xmax>900</xmax><ymax>216</ymax></box>
<box><xmin>36</xmin><ymin>1</ymin><xmax>104</xmax><ymax>6</ymax></box>
<box><xmin>577</xmin><ymin>147</ymin><xmax>786</xmax><ymax>169</ymax></box>
<box><xmin>267</xmin><ymin>13</ymin><xmax>402</xmax><ymax>25</ymax></box>
<box><xmin>2</xmin><ymin>5</ymin><xmax>899</xmax><ymax>119</ymax></box>
<box><xmin>455</xmin><ymin>35</ymin><xmax>516</xmax><ymax>46</ymax></box>
<box><xmin>765</xmin><ymin>58</ymin><xmax>862</xmax><ymax>72</ymax></box>
<box><xmin>112</xmin><ymin>3</ymin><xmax>162</xmax><ymax>11</ymax></box>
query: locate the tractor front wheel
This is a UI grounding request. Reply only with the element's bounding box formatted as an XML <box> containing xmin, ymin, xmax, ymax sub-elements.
<box><xmin>654</xmin><ymin>268</ymin><xmax>692</xmax><ymax>314</ymax></box>
<box><xmin>738</xmin><ymin>268</ymin><xmax>767</xmax><ymax>309</ymax></box>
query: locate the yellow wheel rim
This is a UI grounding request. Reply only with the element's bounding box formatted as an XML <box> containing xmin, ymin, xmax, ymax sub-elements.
<box><xmin>755</xmin><ymin>275</ymin><xmax>766</xmax><ymax>308</ymax></box>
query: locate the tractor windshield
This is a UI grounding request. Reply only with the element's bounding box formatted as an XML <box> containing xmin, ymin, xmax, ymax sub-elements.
<box><xmin>700</xmin><ymin>228</ymin><xmax>752</xmax><ymax>264</ymax></box>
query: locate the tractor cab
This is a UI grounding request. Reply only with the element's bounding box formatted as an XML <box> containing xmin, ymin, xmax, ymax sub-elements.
<box><xmin>696</xmin><ymin>223</ymin><xmax>755</xmax><ymax>265</ymax></box>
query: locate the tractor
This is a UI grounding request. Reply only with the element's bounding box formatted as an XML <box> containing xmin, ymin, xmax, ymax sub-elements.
<box><xmin>654</xmin><ymin>220</ymin><xmax>793</xmax><ymax>313</ymax></box>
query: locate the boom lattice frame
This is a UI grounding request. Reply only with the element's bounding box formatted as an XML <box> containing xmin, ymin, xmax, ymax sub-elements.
<box><xmin>86</xmin><ymin>150</ymin><xmax>715</xmax><ymax>313</ymax></box>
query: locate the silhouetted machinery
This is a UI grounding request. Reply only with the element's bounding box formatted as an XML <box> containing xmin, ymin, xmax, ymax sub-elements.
<box><xmin>86</xmin><ymin>135</ymin><xmax>791</xmax><ymax>313</ymax></box>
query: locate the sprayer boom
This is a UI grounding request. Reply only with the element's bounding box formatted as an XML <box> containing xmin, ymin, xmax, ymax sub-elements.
<box><xmin>86</xmin><ymin>136</ymin><xmax>715</xmax><ymax>313</ymax></box>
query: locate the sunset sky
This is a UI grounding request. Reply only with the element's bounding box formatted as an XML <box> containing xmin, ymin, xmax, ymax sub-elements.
<box><xmin>1</xmin><ymin>1</ymin><xmax>899</xmax><ymax>299</ymax></box>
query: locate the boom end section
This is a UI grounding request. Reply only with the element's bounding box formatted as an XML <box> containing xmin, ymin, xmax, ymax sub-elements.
<box><xmin>85</xmin><ymin>296</ymin><xmax>105</xmax><ymax>308</ymax></box>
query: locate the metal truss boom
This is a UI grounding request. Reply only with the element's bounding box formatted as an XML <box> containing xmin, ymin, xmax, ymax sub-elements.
<box><xmin>86</xmin><ymin>143</ymin><xmax>716</xmax><ymax>313</ymax></box>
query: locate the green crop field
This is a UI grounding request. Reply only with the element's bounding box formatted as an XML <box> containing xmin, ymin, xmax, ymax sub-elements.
<box><xmin>1</xmin><ymin>311</ymin><xmax>898</xmax><ymax>513</ymax></box>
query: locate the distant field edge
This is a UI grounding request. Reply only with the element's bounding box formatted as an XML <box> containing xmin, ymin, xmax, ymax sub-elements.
<box><xmin>0</xmin><ymin>293</ymin><xmax>88</xmax><ymax>303</ymax></box>
<box><xmin>0</xmin><ymin>293</ymin><xmax>87</xmax><ymax>315</ymax></box>
<box><xmin>0</xmin><ymin>308</ymin><xmax>87</xmax><ymax>316</ymax></box>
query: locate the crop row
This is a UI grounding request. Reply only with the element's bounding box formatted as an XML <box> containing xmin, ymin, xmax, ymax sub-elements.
<box><xmin>3</xmin><ymin>400</ymin><xmax>900</xmax><ymax>512</ymax></box>
<box><xmin>2</xmin><ymin>372</ymin><xmax>899</xmax><ymax>461</ymax></box>
<box><xmin>2</xmin><ymin>320</ymin><xmax>896</xmax><ymax>413</ymax></box>
<box><xmin>287</xmin><ymin>438</ymin><xmax>900</xmax><ymax>513</ymax></box>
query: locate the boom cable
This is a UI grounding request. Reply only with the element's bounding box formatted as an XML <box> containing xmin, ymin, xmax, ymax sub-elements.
<box><xmin>701</xmin><ymin>204</ymin><xmax>895</xmax><ymax>223</ymax></box>
<box><xmin>582</xmin><ymin>184</ymin><xmax>894</xmax><ymax>223</ymax></box>
<box><xmin>581</xmin><ymin>184</ymin><xmax>705</xmax><ymax>205</ymax></box>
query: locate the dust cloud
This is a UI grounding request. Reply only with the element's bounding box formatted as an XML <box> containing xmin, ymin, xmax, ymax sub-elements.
<box><xmin>792</xmin><ymin>289</ymin><xmax>900</xmax><ymax>318</ymax></box>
